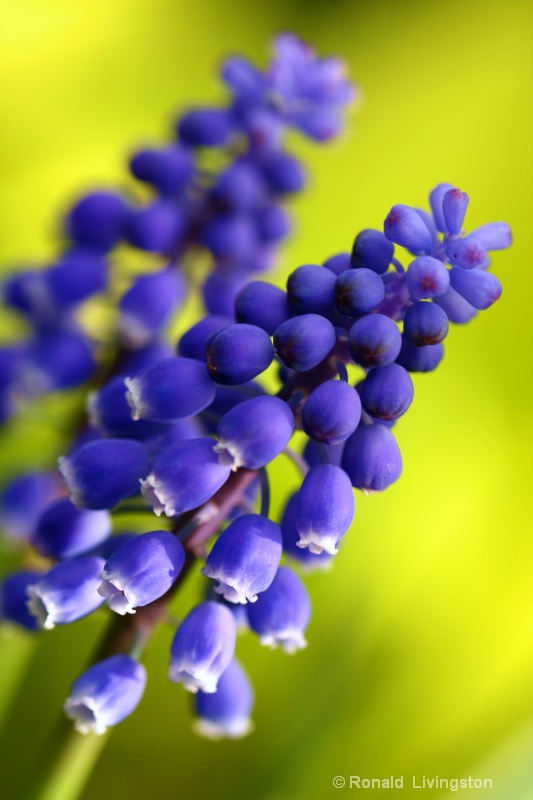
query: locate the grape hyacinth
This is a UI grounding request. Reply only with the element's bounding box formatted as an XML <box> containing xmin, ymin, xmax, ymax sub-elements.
<box><xmin>0</xmin><ymin>32</ymin><xmax>512</xmax><ymax>765</ymax></box>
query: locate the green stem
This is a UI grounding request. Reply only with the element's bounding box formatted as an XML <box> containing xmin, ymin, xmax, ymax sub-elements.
<box><xmin>0</xmin><ymin>628</ymin><xmax>36</xmax><ymax>731</ymax></box>
<box><xmin>22</xmin><ymin>717</ymin><xmax>109</xmax><ymax>800</ymax></box>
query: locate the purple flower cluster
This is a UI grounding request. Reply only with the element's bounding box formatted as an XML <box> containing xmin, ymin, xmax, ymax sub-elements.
<box><xmin>0</xmin><ymin>36</ymin><xmax>512</xmax><ymax>743</ymax></box>
<box><xmin>0</xmin><ymin>33</ymin><xmax>354</xmax><ymax>424</ymax></box>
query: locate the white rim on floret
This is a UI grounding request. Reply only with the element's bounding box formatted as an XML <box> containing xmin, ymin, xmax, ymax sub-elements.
<box><xmin>140</xmin><ymin>475</ymin><xmax>176</xmax><ymax>517</ymax></box>
<box><xmin>119</xmin><ymin>313</ymin><xmax>151</xmax><ymax>349</ymax></box>
<box><xmin>213</xmin><ymin>440</ymin><xmax>245</xmax><ymax>472</ymax></box>
<box><xmin>86</xmin><ymin>391</ymin><xmax>102</xmax><ymax>430</ymax></box>
<box><xmin>296</xmin><ymin>530</ymin><xmax>339</xmax><ymax>555</ymax></box>
<box><xmin>200</xmin><ymin>565</ymin><xmax>257</xmax><ymax>604</ymax></box>
<box><xmin>64</xmin><ymin>697</ymin><xmax>107</xmax><ymax>735</ymax></box>
<box><xmin>168</xmin><ymin>664</ymin><xmax>219</xmax><ymax>694</ymax></box>
<box><xmin>124</xmin><ymin>377</ymin><xmax>145</xmax><ymax>421</ymax></box>
<box><xmin>97</xmin><ymin>570</ymin><xmax>136</xmax><ymax>615</ymax></box>
<box><xmin>26</xmin><ymin>586</ymin><xmax>57</xmax><ymax>630</ymax></box>
<box><xmin>193</xmin><ymin>716</ymin><xmax>254</xmax><ymax>740</ymax></box>
<box><xmin>58</xmin><ymin>456</ymin><xmax>84</xmax><ymax>508</ymax></box>
<box><xmin>259</xmin><ymin>630</ymin><xmax>308</xmax><ymax>654</ymax></box>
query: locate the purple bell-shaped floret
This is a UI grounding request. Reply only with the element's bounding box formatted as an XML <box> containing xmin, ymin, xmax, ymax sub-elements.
<box><xmin>214</xmin><ymin>395</ymin><xmax>294</xmax><ymax>470</ymax></box>
<box><xmin>64</xmin><ymin>655</ymin><xmax>146</xmax><ymax>734</ymax></box>
<box><xmin>141</xmin><ymin>437</ymin><xmax>231</xmax><ymax>517</ymax></box>
<box><xmin>247</xmin><ymin>566</ymin><xmax>311</xmax><ymax>652</ymax></box>
<box><xmin>295</xmin><ymin>464</ymin><xmax>354</xmax><ymax>555</ymax></box>
<box><xmin>98</xmin><ymin>530</ymin><xmax>185</xmax><ymax>615</ymax></box>
<box><xmin>194</xmin><ymin>659</ymin><xmax>254</xmax><ymax>739</ymax></box>
<box><xmin>169</xmin><ymin>601</ymin><xmax>236</xmax><ymax>693</ymax></box>
<box><xmin>26</xmin><ymin>556</ymin><xmax>106</xmax><ymax>629</ymax></box>
<box><xmin>202</xmin><ymin>514</ymin><xmax>282</xmax><ymax>604</ymax></box>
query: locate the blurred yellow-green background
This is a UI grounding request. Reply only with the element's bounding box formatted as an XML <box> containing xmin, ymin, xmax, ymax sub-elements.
<box><xmin>1</xmin><ymin>0</ymin><xmax>532</xmax><ymax>798</ymax></box>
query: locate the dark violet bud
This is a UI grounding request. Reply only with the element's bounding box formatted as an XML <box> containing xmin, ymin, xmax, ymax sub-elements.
<box><xmin>303</xmin><ymin>439</ymin><xmax>344</xmax><ymax>469</ymax></box>
<box><xmin>215</xmin><ymin>395</ymin><xmax>294</xmax><ymax>470</ymax></box>
<box><xmin>22</xmin><ymin>327</ymin><xmax>95</xmax><ymax>394</ymax></box>
<box><xmin>201</xmin><ymin>216</ymin><xmax>257</xmax><ymax>261</ymax></box>
<box><xmin>395</xmin><ymin>337</ymin><xmax>444</xmax><ymax>373</ymax></box>
<box><xmin>287</xmin><ymin>264</ymin><xmax>337</xmax><ymax>316</ymax></box>
<box><xmin>445</xmin><ymin>238</ymin><xmax>488</xmax><ymax>270</ymax></box>
<box><xmin>415</xmin><ymin>207</ymin><xmax>438</xmax><ymax>247</ymax></box>
<box><xmin>375</xmin><ymin>271</ymin><xmax>410</xmax><ymax>321</ymax></box>
<box><xmin>126</xmin><ymin>201</ymin><xmax>184</xmax><ymax>254</ymax></box>
<box><xmin>255</xmin><ymin>204</ymin><xmax>291</xmax><ymax>243</ymax></box>
<box><xmin>66</xmin><ymin>191</ymin><xmax>128</xmax><ymax>251</ymax></box>
<box><xmin>260</xmin><ymin>151</ymin><xmax>306</xmax><ymax>195</ymax></box>
<box><xmin>351</xmin><ymin>229</ymin><xmax>394</xmax><ymax>274</ymax></box>
<box><xmin>442</xmin><ymin>188</ymin><xmax>469</xmax><ymax>235</ymax></box>
<box><xmin>202</xmin><ymin>514</ymin><xmax>282</xmax><ymax>604</ymax></box>
<box><xmin>273</xmin><ymin>314</ymin><xmax>336</xmax><ymax>372</ymax></box>
<box><xmin>235</xmin><ymin>281</ymin><xmax>291</xmax><ymax>335</ymax></box>
<box><xmin>406</xmin><ymin>255</ymin><xmax>450</xmax><ymax>301</ymax></box>
<box><xmin>384</xmin><ymin>204</ymin><xmax>434</xmax><ymax>253</ymax></box>
<box><xmin>3</xmin><ymin>270</ymin><xmax>44</xmax><ymax>320</ymax></box>
<box><xmin>169</xmin><ymin>601</ymin><xmax>236</xmax><ymax>693</ymax></box>
<box><xmin>323</xmin><ymin>252</ymin><xmax>351</xmax><ymax>276</ymax></box>
<box><xmin>211</xmin><ymin>161</ymin><xmax>263</xmax><ymax>212</ymax></box>
<box><xmin>119</xmin><ymin>339</ymin><xmax>173</xmax><ymax>376</ymax></box>
<box><xmin>88</xmin><ymin>375</ymin><xmax>168</xmax><ymax>440</ymax></box>
<box><xmin>206</xmin><ymin>323</ymin><xmax>274</xmax><ymax>385</ymax></box>
<box><xmin>244</xmin><ymin>108</ymin><xmax>284</xmax><ymax>153</ymax></box>
<box><xmin>0</xmin><ymin>472</ymin><xmax>63</xmax><ymax>542</ymax></box>
<box><xmin>59</xmin><ymin>439</ymin><xmax>148</xmax><ymax>510</ymax></box>
<box><xmin>178</xmin><ymin>108</ymin><xmax>233</xmax><ymax>147</ymax></box>
<box><xmin>0</xmin><ymin>571</ymin><xmax>44</xmax><ymax>630</ymax></box>
<box><xmin>429</xmin><ymin>183</ymin><xmax>454</xmax><ymax>233</ymax></box>
<box><xmin>129</xmin><ymin>145</ymin><xmax>194</xmax><ymax>195</ymax></box>
<box><xmin>32</xmin><ymin>499</ymin><xmax>111</xmax><ymax>560</ymax></box>
<box><xmin>64</xmin><ymin>655</ymin><xmax>146</xmax><ymax>734</ymax></box>
<box><xmin>334</xmin><ymin>268</ymin><xmax>385</xmax><ymax>317</ymax></box>
<box><xmin>141</xmin><ymin>437</ymin><xmax>231</xmax><ymax>516</ymax></box>
<box><xmin>178</xmin><ymin>315</ymin><xmax>233</xmax><ymax>361</ymax></box>
<box><xmin>194</xmin><ymin>659</ymin><xmax>253</xmax><ymax>739</ymax></box>
<box><xmin>201</xmin><ymin>381</ymin><xmax>264</xmax><ymax>435</ymax></box>
<box><xmin>0</xmin><ymin>345</ymin><xmax>19</xmax><ymax>422</ymax></box>
<box><xmin>449</xmin><ymin>267</ymin><xmax>502</xmax><ymax>310</ymax></box>
<box><xmin>44</xmin><ymin>250</ymin><xmax>108</xmax><ymax>310</ymax></box>
<box><xmin>466</xmin><ymin>222</ymin><xmax>512</xmax><ymax>251</ymax></box>
<box><xmin>119</xmin><ymin>267</ymin><xmax>187</xmax><ymax>347</ymax></box>
<box><xmin>302</xmin><ymin>379</ymin><xmax>361</xmax><ymax>445</ymax></box>
<box><xmin>348</xmin><ymin>314</ymin><xmax>402</xmax><ymax>369</ymax></box>
<box><xmin>433</xmin><ymin>285</ymin><xmax>477</xmax><ymax>324</ymax></box>
<box><xmin>403</xmin><ymin>301</ymin><xmax>448</xmax><ymax>346</ymax></box>
<box><xmin>281</xmin><ymin>492</ymin><xmax>333</xmax><ymax>570</ymax></box>
<box><xmin>98</xmin><ymin>530</ymin><xmax>185</xmax><ymax>614</ymax></box>
<box><xmin>247</xmin><ymin>566</ymin><xmax>311</xmax><ymax>652</ymax></box>
<box><xmin>342</xmin><ymin>423</ymin><xmax>402</xmax><ymax>492</ymax></box>
<box><xmin>202</xmin><ymin>271</ymin><xmax>249</xmax><ymax>318</ymax></box>
<box><xmin>125</xmin><ymin>357</ymin><xmax>216</xmax><ymax>424</ymax></box>
<box><xmin>359</xmin><ymin>363</ymin><xmax>414</xmax><ymax>421</ymax></box>
<box><xmin>296</xmin><ymin>464</ymin><xmax>354</xmax><ymax>555</ymax></box>
<box><xmin>221</xmin><ymin>55</ymin><xmax>265</xmax><ymax>101</ymax></box>
<box><xmin>26</xmin><ymin>556</ymin><xmax>105</xmax><ymax>629</ymax></box>
<box><xmin>141</xmin><ymin>416</ymin><xmax>203</xmax><ymax>459</ymax></box>
<box><xmin>88</xmin><ymin>533</ymin><xmax>137</xmax><ymax>561</ymax></box>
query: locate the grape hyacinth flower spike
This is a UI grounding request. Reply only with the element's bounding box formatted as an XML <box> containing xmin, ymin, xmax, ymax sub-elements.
<box><xmin>0</xmin><ymin>29</ymin><xmax>515</xmax><ymax>770</ymax></box>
